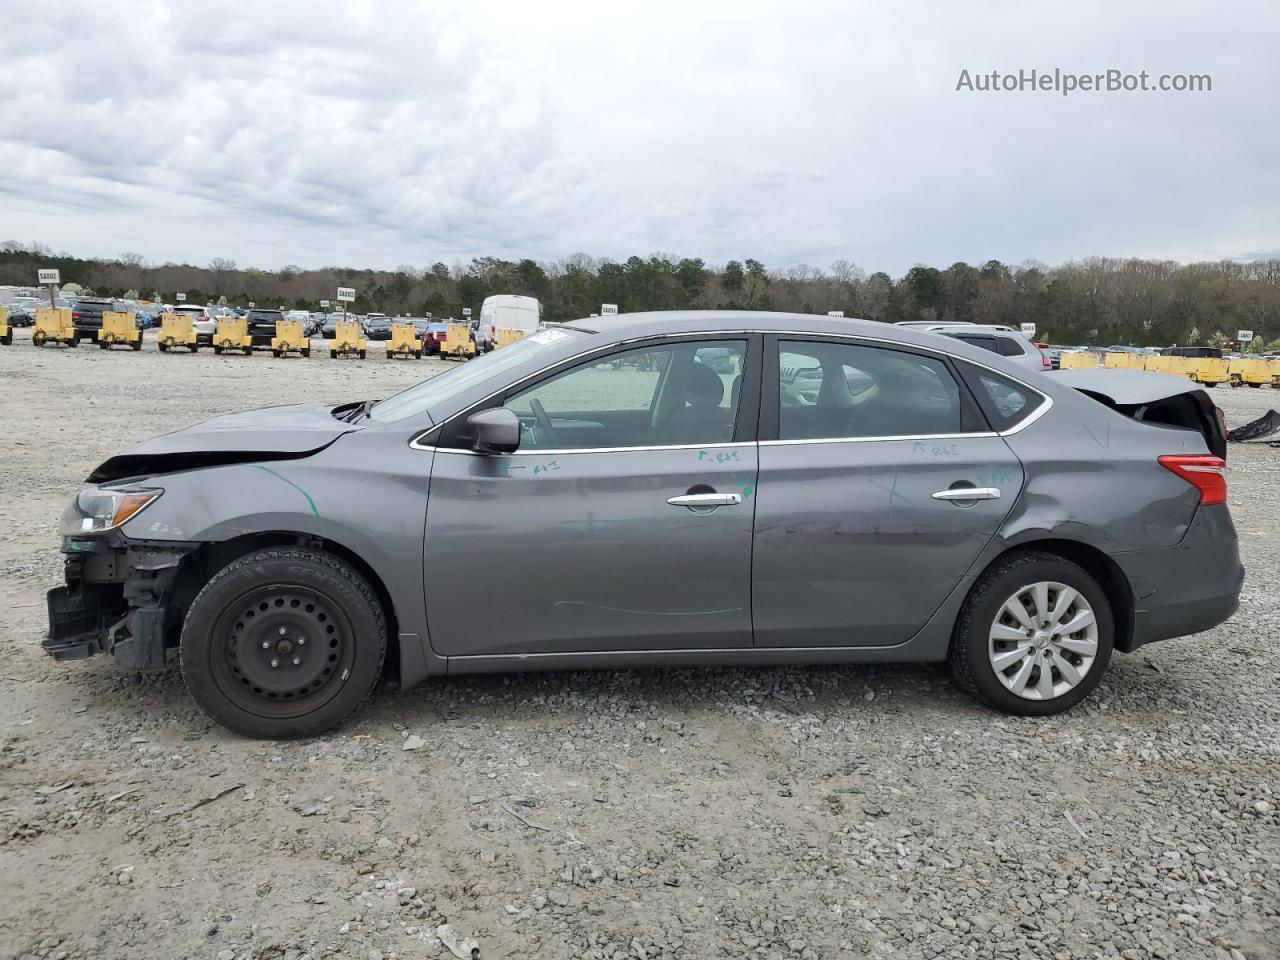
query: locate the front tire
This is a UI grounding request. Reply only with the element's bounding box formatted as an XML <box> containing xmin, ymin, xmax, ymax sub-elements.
<box><xmin>180</xmin><ymin>548</ymin><xmax>387</xmax><ymax>738</ymax></box>
<box><xmin>949</xmin><ymin>551</ymin><xmax>1114</xmax><ymax>716</ymax></box>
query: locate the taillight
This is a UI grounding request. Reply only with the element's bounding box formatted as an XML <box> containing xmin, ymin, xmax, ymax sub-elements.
<box><xmin>72</xmin><ymin>311</ymin><xmax>81</xmax><ymax>320</ymax></box>
<box><xmin>1041</xmin><ymin>354</ymin><xmax>1052</xmax><ymax>367</ymax></box>
<box><xmin>1158</xmin><ymin>455</ymin><xmax>1227</xmax><ymax>505</ymax></box>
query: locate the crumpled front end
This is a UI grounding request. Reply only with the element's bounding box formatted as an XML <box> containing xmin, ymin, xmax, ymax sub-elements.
<box><xmin>45</xmin><ymin>535</ymin><xmax>196</xmax><ymax>671</ymax></box>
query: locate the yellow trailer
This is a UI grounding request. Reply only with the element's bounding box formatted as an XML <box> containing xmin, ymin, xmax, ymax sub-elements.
<box><xmin>0</xmin><ymin>306</ymin><xmax>10</xmax><ymax>346</ymax></box>
<box><xmin>440</xmin><ymin>323</ymin><xmax>476</xmax><ymax>360</ymax></box>
<box><xmin>270</xmin><ymin>319</ymin><xmax>310</xmax><ymax>358</ymax></box>
<box><xmin>1103</xmin><ymin>351</ymin><xmax>1145</xmax><ymax>370</ymax></box>
<box><xmin>98</xmin><ymin>311</ymin><xmax>142</xmax><ymax>351</ymax></box>
<box><xmin>1228</xmin><ymin>356</ymin><xmax>1270</xmax><ymax>388</ymax></box>
<box><xmin>495</xmin><ymin>327</ymin><xmax>525</xmax><ymax>349</ymax></box>
<box><xmin>32</xmin><ymin>307</ymin><xmax>77</xmax><ymax>347</ymax></box>
<box><xmin>1183</xmin><ymin>356</ymin><xmax>1229</xmax><ymax>388</ymax></box>
<box><xmin>330</xmin><ymin>320</ymin><xmax>366</xmax><ymax>359</ymax></box>
<box><xmin>387</xmin><ymin>322</ymin><xmax>423</xmax><ymax>359</ymax></box>
<box><xmin>1057</xmin><ymin>351</ymin><xmax>1099</xmax><ymax>369</ymax></box>
<box><xmin>1142</xmin><ymin>354</ymin><xmax>1187</xmax><ymax>376</ymax></box>
<box><xmin>158</xmin><ymin>312</ymin><xmax>198</xmax><ymax>352</ymax></box>
<box><xmin>213</xmin><ymin>316</ymin><xmax>253</xmax><ymax>355</ymax></box>
<box><xmin>1265</xmin><ymin>356</ymin><xmax>1280</xmax><ymax>389</ymax></box>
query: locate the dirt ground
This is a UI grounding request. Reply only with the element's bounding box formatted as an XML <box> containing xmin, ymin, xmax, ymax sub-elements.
<box><xmin>1</xmin><ymin>330</ymin><xmax>1277</xmax><ymax>960</ymax></box>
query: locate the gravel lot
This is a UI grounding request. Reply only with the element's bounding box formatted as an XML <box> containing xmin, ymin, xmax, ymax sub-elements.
<box><xmin>1</xmin><ymin>330</ymin><xmax>1277</xmax><ymax>960</ymax></box>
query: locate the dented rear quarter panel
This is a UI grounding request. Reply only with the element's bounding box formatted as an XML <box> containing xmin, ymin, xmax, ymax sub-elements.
<box><xmin>997</xmin><ymin>395</ymin><xmax>1206</xmax><ymax>554</ymax></box>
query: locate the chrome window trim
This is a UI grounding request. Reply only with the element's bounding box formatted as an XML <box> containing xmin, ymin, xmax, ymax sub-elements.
<box><xmin>406</xmin><ymin>327</ymin><xmax>1054</xmax><ymax>451</ymax></box>
<box><xmin>409</xmin><ymin>439</ymin><xmax>749</xmax><ymax>456</ymax></box>
<box><xmin>758</xmin><ymin>431</ymin><xmax>999</xmax><ymax>448</ymax></box>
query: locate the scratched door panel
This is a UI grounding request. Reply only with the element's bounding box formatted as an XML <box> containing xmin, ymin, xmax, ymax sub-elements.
<box><xmin>752</xmin><ymin>436</ymin><xmax>1023</xmax><ymax>648</ymax></box>
<box><xmin>424</xmin><ymin>444</ymin><xmax>758</xmax><ymax>656</ymax></box>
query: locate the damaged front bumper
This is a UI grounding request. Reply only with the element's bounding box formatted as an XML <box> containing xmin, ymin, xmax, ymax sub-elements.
<box><xmin>45</xmin><ymin>535</ymin><xmax>197</xmax><ymax>671</ymax></box>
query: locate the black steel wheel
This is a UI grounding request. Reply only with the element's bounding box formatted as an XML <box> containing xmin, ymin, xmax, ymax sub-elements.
<box><xmin>181</xmin><ymin>548</ymin><xmax>386</xmax><ymax>738</ymax></box>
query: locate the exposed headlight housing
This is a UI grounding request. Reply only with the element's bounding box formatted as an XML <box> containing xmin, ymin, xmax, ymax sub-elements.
<box><xmin>60</xmin><ymin>485</ymin><xmax>163</xmax><ymax>536</ymax></box>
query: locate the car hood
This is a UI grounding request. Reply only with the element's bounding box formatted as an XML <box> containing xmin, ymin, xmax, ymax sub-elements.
<box><xmin>87</xmin><ymin>402</ymin><xmax>360</xmax><ymax>484</ymax></box>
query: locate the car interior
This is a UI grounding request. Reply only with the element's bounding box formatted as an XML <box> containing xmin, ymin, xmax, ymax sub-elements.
<box><xmin>506</xmin><ymin>340</ymin><xmax>746</xmax><ymax>449</ymax></box>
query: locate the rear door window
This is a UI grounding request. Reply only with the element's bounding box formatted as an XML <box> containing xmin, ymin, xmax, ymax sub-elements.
<box><xmin>775</xmin><ymin>340</ymin><xmax>974</xmax><ymax>440</ymax></box>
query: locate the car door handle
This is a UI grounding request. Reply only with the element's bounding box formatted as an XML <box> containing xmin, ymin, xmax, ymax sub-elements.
<box><xmin>666</xmin><ymin>493</ymin><xmax>743</xmax><ymax>507</ymax></box>
<box><xmin>931</xmin><ymin>487</ymin><xmax>1001</xmax><ymax>501</ymax></box>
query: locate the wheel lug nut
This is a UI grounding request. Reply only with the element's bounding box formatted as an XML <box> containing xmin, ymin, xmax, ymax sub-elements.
<box><xmin>278</xmin><ymin>626</ymin><xmax>288</xmax><ymax>636</ymax></box>
<box><xmin>297</xmin><ymin>638</ymin><xmax>306</xmax><ymax>646</ymax></box>
<box><xmin>292</xmin><ymin>657</ymin><xmax>301</xmax><ymax>666</ymax></box>
<box><xmin>270</xmin><ymin>658</ymin><xmax>279</xmax><ymax>668</ymax></box>
<box><xmin>261</xmin><ymin>642</ymin><xmax>269</xmax><ymax>649</ymax></box>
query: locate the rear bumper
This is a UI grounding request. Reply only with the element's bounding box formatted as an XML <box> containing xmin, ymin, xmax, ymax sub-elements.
<box><xmin>1113</xmin><ymin>504</ymin><xmax>1244</xmax><ymax>652</ymax></box>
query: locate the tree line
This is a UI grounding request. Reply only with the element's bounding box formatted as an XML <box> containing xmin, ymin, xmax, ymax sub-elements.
<box><xmin>4</xmin><ymin>242</ymin><xmax>1279</xmax><ymax>349</ymax></box>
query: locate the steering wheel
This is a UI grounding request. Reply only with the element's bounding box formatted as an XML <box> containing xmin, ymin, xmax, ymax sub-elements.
<box><xmin>529</xmin><ymin>398</ymin><xmax>562</xmax><ymax>446</ymax></box>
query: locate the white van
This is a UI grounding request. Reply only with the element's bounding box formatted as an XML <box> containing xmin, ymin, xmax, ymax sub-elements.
<box><xmin>477</xmin><ymin>295</ymin><xmax>540</xmax><ymax>351</ymax></box>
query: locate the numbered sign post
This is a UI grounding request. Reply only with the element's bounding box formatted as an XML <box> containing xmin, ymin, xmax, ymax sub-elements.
<box><xmin>320</xmin><ymin>300</ymin><xmax>330</xmax><ymax>309</ymax></box>
<box><xmin>38</xmin><ymin>268</ymin><xmax>60</xmax><ymax>307</ymax></box>
<box><xmin>601</xmin><ymin>303</ymin><xmax>618</xmax><ymax>316</ymax></box>
<box><xmin>336</xmin><ymin>287</ymin><xmax>356</xmax><ymax>324</ymax></box>
<box><xmin>176</xmin><ymin>292</ymin><xmax>187</xmax><ymax>302</ymax></box>
<box><xmin>1020</xmin><ymin>322</ymin><xmax>1037</xmax><ymax>338</ymax></box>
<box><xmin>1238</xmin><ymin>329</ymin><xmax>1254</xmax><ymax>343</ymax></box>
<box><xmin>827</xmin><ymin>310</ymin><xmax>845</xmax><ymax>317</ymax></box>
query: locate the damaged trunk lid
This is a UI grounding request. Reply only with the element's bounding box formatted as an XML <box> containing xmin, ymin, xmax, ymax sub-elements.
<box><xmin>1051</xmin><ymin>369</ymin><xmax>1227</xmax><ymax>459</ymax></box>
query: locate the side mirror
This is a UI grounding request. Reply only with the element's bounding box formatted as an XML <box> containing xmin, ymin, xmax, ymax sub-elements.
<box><xmin>467</xmin><ymin>407</ymin><xmax>521</xmax><ymax>454</ymax></box>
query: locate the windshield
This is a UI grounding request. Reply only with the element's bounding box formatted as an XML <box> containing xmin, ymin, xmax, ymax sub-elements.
<box><xmin>368</xmin><ymin>328</ymin><xmax>584</xmax><ymax>424</ymax></box>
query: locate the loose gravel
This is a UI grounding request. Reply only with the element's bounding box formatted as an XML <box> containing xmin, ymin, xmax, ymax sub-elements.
<box><xmin>1</xmin><ymin>331</ymin><xmax>1277</xmax><ymax>960</ymax></box>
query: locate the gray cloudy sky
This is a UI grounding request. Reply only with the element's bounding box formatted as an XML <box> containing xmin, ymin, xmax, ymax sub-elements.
<box><xmin>1</xmin><ymin>0</ymin><xmax>1276</xmax><ymax>276</ymax></box>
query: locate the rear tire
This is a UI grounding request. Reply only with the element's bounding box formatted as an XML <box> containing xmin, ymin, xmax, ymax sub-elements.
<box><xmin>358</xmin><ymin>349</ymin><xmax>366</xmax><ymax>359</ymax></box>
<box><xmin>214</xmin><ymin>345</ymin><xmax>224</xmax><ymax>355</ymax></box>
<box><xmin>131</xmin><ymin>337</ymin><xmax>142</xmax><ymax>351</ymax></box>
<box><xmin>949</xmin><ymin>551</ymin><xmax>1114</xmax><ymax>716</ymax></box>
<box><xmin>180</xmin><ymin>548</ymin><xmax>387</xmax><ymax>739</ymax></box>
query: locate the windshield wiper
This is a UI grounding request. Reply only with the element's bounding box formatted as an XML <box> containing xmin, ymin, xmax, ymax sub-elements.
<box><xmin>343</xmin><ymin>399</ymin><xmax>376</xmax><ymax>423</ymax></box>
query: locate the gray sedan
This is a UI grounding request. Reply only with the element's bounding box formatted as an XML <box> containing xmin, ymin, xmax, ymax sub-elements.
<box><xmin>45</xmin><ymin>312</ymin><xmax>1243</xmax><ymax>738</ymax></box>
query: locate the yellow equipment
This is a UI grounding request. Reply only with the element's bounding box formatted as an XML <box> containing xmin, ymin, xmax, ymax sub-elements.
<box><xmin>1228</xmin><ymin>356</ymin><xmax>1270</xmax><ymax>388</ymax></box>
<box><xmin>1183</xmin><ymin>356</ymin><xmax>1229</xmax><ymax>388</ymax></box>
<box><xmin>270</xmin><ymin>319</ymin><xmax>310</xmax><ymax>358</ymax></box>
<box><xmin>0</xmin><ymin>306</ymin><xmax>10</xmax><ymax>346</ymax></box>
<box><xmin>1142</xmin><ymin>354</ymin><xmax>1186</xmax><ymax>376</ymax></box>
<box><xmin>1103</xmin><ymin>351</ymin><xmax>1145</xmax><ymax>370</ymax></box>
<box><xmin>440</xmin><ymin>323</ymin><xmax>476</xmax><ymax>360</ymax></box>
<box><xmin>98</xmin><ymin>311</ymin><xmax>142</xmax><ymax>351</ymax></box>
<box><xmin>330</xmin><ymin>320</ymin><xmax>366</xmax><ymax>359</ymax></box>
<box><xmin>1268</xmin><ymin>357</ymin><xmax>1280</xmax><ymax>389</ymax></box>
<box><xmin>213</xmin><ymin>316</ymin><xmax>253</xmax><ymax>355</ymax></box>
<box><xmin>1057</xmin><ymin>351</ymin><xmax>1099</xmax><ymax>369</ymax></box>
<box><xmin>158</xmin><ymin>312</ymin><xmax>198</xmax><ymax>352</ymax></box>
<box><xmin>495</xmin><ymin>327</ymin><xmax>525</xmax><ymax>349</ymax></box>
<box><xmin>387</xmin><ymin>322</ymin><xmax>423</xmax><ymax>359</ymax></box>
<box><xmin>32</xmin><ymin>307</ymin><xmax>77</xmax><ymax>347</ymax></box>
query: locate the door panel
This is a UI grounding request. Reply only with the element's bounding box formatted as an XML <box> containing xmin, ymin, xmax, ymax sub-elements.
<box><xmin>752</xmin><ymin>436</ymin><xmax>1022</xmax><ymax>647</ymax></box>
<box><xmin>424</xmin><ymin>445</ymin><xmax>758</xmax><ymax>656</ymax></box>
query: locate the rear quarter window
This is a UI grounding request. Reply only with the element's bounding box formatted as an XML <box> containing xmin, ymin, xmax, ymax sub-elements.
<box><xmin>956</xmin><ymin>362</ymin><xmax>1047</xmax><ymax>432</ymax></box>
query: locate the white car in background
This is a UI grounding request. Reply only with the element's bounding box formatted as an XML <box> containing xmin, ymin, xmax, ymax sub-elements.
<box><xmin>478</xmin><ymin>294</ymin><xmax>541</xmax><ymax>351</ymax></box>
<box><xmin>172</xmin><ymin>305</ymin><xmax>219</xmax><ymax>345</ymax></box>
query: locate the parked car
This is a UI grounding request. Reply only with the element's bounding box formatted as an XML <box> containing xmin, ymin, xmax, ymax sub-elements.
<box><xmin>43</xmin><ymin>312</ymin><xmax>1242</xmax><ymax>738</ymax></box>
<box><xmin>3</xmin><ymin>303</ymin><xmax>35</xmax><ymax>327</ymax></box>
<box><xmin>246</xmin><ymin>308</ymin><xmax>285</xmax><ymax>347</ymax></box>
<box><xmin>421</xmin><ymin>321</ymin><xmax>450</xmax><ymax>354</ymax></box>
<box><xmin>1165</xmin><ymin>346</ymin><xmax>1224</xmax><ymax>359</ymax></box>
<box><xmin>172</xmin><ymin>305</ymin><xmax>219</xmax><ymax>345</ymax></box>
<box><xmin>365</xmin><ymin>316</ymin><xmax>394</xmax><ymax>341</ymax></box>
<box><xmin>922</xmin><ymin>325</ymin><xmax>1051</xmax><ymax>372</ymax></box>
<box><xmin>69</xmin><ymin>298</ymin><xmax>124</xmax><ymax>343</ymax></box>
